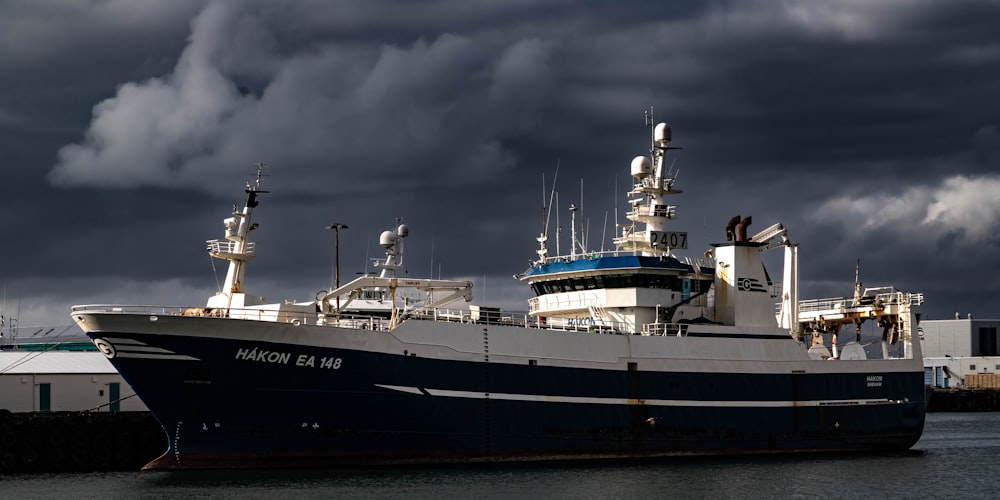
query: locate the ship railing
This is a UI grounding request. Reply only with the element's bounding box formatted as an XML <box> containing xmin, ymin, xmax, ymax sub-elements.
<box><xmin>406</xmin><ymin>306</ymin><xmax>553</xmax><ymax>329</ymax></box>
<box><xmin>403</xmin><ymin>306</ymin><xmax>634</xmax><ymax>334</ymax></box>
<box><xmin>530</xmin><ymin>251</ymin><xmax>715</xmax><ymax>270</ymax></box>
<box><xmin>71</xmin><ymin>304</ymin><xmax>320</xmax><ymax>325</ymax></box>
<box><xmin>640</xmin><ymin>322</ymin><xmax>690</xmax><ymax>337</ymax></box>
<box><xmin>538</xmin><ymin>316</ymin><xmax>630</xmax><ymax>334</ymax></box>
<box><xmin>72</xmin><ymin>303</ymin><xmax>529</xmax><ymax>329</ymax></box>
<box><xmin>73</xmin><ymin>303</ymin><xmax>655</xmax><ymax>336</ymax></box>
<box><xmin>531</xmin><ymin>249</ymin><xmax>627</xmax><ymax>265</ymax></box>
<box><xmin>401</xmin><ymin>306</ymin><xmax>557</xmax><ymax>330</ymax></box>
<box><xmin>637</xmin><ymin>176</ymin><xmax>677</xmax><ymax>192</ymax></box>
<box><xmin>796</xmin><ymin>297</ymin><xmax>851</xmax><ymax>314</ymax></box>
<box><xmin>337</xmin><ymin>305</ymin><xmax>636</xmax><ymax>334</ymax></box>
<box><xmin>329</xmin><ymin>315</ymin><xmax>393</xmax><ymax>331</ymax></box>
<box><xmin>624</xmin><ymin>206</ymin><xmax>677</xmax><ymax>220</ymax></box>
<box><xmin>675</xmin><ymin>255</ymin><xmax>716</xmax><ymax>271</ymax></box>
<box><xmin>206</xmin><ymin>239</ymin><xmax>256</xmax><ymax>257</ymax></box>
<box><xmin>72</xmin><ymin>304</ymin><xmax>192</xmax><ymax>316</ymax></box>
<box><xmin>796</xmin><ymin>290</ymin><xmax>925</xmax><ymax>314</ymax></box>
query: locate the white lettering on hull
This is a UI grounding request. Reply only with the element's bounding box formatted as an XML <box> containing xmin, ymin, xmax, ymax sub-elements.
<box><xmin>235</xmin><ymin>347</ymin><xmax>341</xmax><ymax>369</ymax></box>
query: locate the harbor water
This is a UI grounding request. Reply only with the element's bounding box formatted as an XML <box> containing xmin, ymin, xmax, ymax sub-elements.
<box><xmin>2</xmin><ymin>412</ymin><xmax>998</xmax><ymax>499</ymax></box>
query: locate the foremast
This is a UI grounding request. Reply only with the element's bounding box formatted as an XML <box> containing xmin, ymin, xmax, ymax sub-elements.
<box><xmin>613</xmin><ymin>108</ymin><xmax>684</xmax><ymax>257</ymax></box>
<box><xmin>206</xmin><ymin>164</ymin><xmax>268</xmax><ymax>310</ymax></box>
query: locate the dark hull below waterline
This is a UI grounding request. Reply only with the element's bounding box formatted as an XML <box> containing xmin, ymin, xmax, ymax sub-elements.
<box><xmin>142</xmin><ymin>432</ymin><xmax>924</xmax><ymax>470</ymax></box>
<box><xmin>137</xmin><ymin>408</ymin><xmax>922</xmax><ymax>470</ymax></box>
<box><xmin>86</xmin><ymin>332</ymin><xmax>926</xmax><ymax>470</ymax></box>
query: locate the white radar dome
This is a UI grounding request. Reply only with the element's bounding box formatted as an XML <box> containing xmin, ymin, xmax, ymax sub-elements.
<box><xmin>397</xmin><ymin>224</ymin><xmax>409</xmax><ymax>238</ymax></box>
<box><xmin>654</xmin><ymin>122</ymin><xmax>672</xmax><ymax>145</ymax></box>
<box><xmin>379</xmin><ymin>230</ymin><xmax>397</xmax><ymax>249</ymax></box>
<box><xmin>631</xmin><ymin>156</ymin><xmax>651</xmax><ymax>179</ymax></box>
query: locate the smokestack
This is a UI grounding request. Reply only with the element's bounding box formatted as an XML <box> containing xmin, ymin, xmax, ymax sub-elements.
<box><xmin>737</xmin><ymin>216</ymin><xmax>753</xmax><ymax>242</ymax></box>
<box><xmin>726</xmin><ymin>215</ymin><xmax>741</xmax><ymax>241</ymax></box>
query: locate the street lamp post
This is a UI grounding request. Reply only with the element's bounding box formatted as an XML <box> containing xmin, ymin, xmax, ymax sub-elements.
<box><xmin>325</xmin><ymin>223</ymin><xmax>349</xmax><ymax>316</ymax></box>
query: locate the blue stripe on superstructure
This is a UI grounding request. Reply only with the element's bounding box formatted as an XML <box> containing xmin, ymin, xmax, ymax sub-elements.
<box><xmin>522</xmin><ymin>255</ymin><xmax>696</xmax><ymax>278</ymax></box>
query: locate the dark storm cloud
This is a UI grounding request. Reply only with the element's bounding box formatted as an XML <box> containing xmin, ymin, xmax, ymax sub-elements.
<box><xmin>2</xmin><ymin>0</ymin><xmax>999</xmax><ymax>325</ymax></box>
<box><xmin>0</xmin><ymin>1</ymin><xmax>203</xmax><ymax>125</ymax></box>
<box><xmin>46</xmin><ymin>1</ymin><xmax>560</xmax><ymax>195</ymax></box>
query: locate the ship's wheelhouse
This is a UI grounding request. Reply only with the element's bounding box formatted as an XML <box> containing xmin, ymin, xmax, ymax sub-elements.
<box><xmin>523</xmin><ymin>255</ymin><xmax>714</xmax><ymax>298</ymax></box>
<box><xmin>529</xmin><ymin>272</ymin><xmax>714</xmax><ymax>297</ymax></box>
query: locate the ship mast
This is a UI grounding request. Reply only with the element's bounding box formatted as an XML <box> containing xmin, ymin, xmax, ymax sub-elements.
<box><xmin>374</xmin><ymin>218</ymin><xmax>408</xmax><ymax>278</ymax></box>
<box><xmin>614</xmin><ymin>108</ymin><xmax>683</xmax><ymax>257</ymax></box>
<box><xmin>206</xmin><ymin>164</ymin><xmax>268</xmax><ymax>309</ymax></box>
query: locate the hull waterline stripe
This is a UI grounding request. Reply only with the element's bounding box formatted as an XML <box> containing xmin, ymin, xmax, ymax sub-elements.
<box><xmin>374</xmin><ymin>384</ymin><xmax>899</xmax><ymax>408</ymax></box>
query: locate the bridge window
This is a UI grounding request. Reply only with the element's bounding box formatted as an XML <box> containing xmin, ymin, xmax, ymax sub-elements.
<box><xmin>531</xmin><ymin>274</ymin><xmax>690</xmax><ymax>295</ymax></box>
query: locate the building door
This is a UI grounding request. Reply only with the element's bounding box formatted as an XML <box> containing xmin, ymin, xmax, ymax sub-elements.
<box><xmin>39</xmin><ymin>383</ymin><xmax>51</xmax><ymax>412</ymax></box>
<box><xmin>109</xmin><ymin>382</ymin><xmax>120</xmax><ymax>412</ymax></box>
<box><xmin>979</xmin><ymin>327</ymin><xmax>998</xmax><ymax>356</ymax></box>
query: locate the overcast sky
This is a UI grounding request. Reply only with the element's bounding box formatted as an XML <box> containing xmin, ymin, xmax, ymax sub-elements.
<box><xmin>2</xmin><ymin>0</ymin><xmax>999</xmax><ymax>329</ymax></box>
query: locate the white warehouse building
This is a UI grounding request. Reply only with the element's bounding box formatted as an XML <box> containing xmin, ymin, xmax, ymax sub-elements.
<box><xmin>921</xmin><ymin>316</ymin><xmax>1000</xmax><ymax>389</ymax></box>
<box><xmin>0</xmin><ymin>324</ymin><xmax>148</xmax><ymax>413</ymax></box>
<box><xmin>0</xmin><ymin>351</ymin><xmax>148</xmax><ymax>413</ymax></box>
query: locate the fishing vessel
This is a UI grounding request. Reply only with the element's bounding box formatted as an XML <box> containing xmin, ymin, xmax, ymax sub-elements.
<box><xmin>71</xmin><ymin>112</ymin><xmax>927</xmax><ymax>469</ymax></box>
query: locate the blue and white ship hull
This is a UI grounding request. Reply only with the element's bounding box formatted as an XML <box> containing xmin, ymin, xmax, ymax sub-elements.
<box><xmin>75</xmin><ymin>311</ymin><xmax>925</xmax><ymax>469</ymax></box>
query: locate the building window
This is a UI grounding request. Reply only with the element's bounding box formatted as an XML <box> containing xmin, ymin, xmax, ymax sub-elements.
<box><xmin>970</xmin><ymin>364</ymin><xmax>976</xmax><ymax>370</ymax></box>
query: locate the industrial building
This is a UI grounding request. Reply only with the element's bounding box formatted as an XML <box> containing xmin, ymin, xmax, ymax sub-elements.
<box><xmin>0</xmin><ymin>324</ymin><xmax>148</xmax><ymax>413</ymax></box>
<box><xmin>922</xmin><ymin>315</ymin><xmax>1000</xmax><ymax>389</ymax></box>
